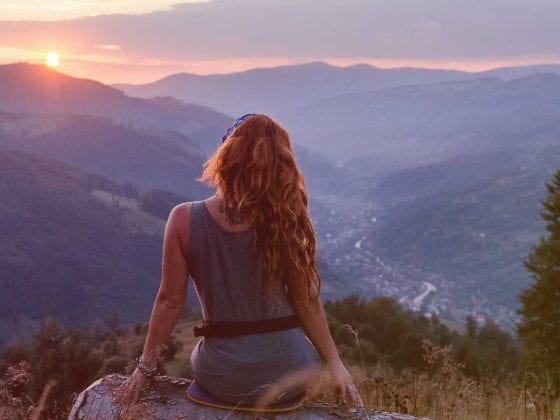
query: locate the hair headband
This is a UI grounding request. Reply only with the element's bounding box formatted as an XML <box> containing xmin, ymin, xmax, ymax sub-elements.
<box><xmin>220</xmin><ymin>113</ymin><xmax>259</xmax><ymax>144</ymax></box>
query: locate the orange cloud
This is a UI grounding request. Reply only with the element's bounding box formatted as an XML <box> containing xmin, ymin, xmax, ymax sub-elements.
<box><xmin>94</xmin><ymin>44</ymin><xmax>122</xmax><ymax>51</ymax></box>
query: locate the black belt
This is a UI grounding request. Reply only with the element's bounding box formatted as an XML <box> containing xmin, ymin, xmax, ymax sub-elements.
<box><xmin>193</xmin><ymin>314</ymin><xmax>301</xmax><ymax>338</ymax></box>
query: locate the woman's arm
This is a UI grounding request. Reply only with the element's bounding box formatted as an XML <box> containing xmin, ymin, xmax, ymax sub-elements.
<box><xmin>116</xmin><ymin>203</ymin><xmax>191</xmax><ymax>405</ymax></box>
<box><xmin>291</xmin><ymin>295</ymin><xmax>364</xmax><ymax>406</ymax></box>
<box><xmin>141</xmin><ymin>203</ymin><xmax>191</xmax><ymax>368</ymax></box>
<box><xmin>291</xmin><ymin>297</ymin><xmax>340</xmax><ymax>365</ymax></box>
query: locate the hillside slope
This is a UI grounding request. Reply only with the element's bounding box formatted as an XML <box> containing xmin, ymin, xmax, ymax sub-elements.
<box><xmin>0</xmin><ymin>111</ymin><xmax>210</xmax><ymax>198</ymax></box>
<box><xmin>0</xmin><ymin>150</ymin><xmax>200</xmax><ymax>345</ymax></box>
<box><xmin>0</xmin><ymin>63</ymin><xmax>231</xmax><ymax>155</ymax></box>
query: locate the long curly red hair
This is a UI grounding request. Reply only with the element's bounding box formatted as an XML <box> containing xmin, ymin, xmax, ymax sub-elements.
<box><xmin>199</xmin><ymin>114</ymin><xmax>321</xmax><ymax>308</ymax></box>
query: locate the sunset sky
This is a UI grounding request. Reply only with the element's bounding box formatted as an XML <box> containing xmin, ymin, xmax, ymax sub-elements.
<box><xmin>1</xmin><ymin>0</ymin><xmax>559</xmax><ymax>84</ymax></box>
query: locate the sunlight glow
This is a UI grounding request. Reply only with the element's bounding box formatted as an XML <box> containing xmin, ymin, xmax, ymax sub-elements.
<box><xmin>46</xmin><ymin>52</ymin><xmax>59</xmax><ymax>67</ymax></box>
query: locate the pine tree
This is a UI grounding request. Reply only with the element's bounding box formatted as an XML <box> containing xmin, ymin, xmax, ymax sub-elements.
<box><xmin>517</xmin><ymin>169</ymin><xmax>560</xmax><ymax>386</ymax></box>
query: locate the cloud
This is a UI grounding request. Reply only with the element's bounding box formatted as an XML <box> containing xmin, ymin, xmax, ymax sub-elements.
<box><xmin>0</xmin><ymin>0</ymin><xmax>559</xmax><ymax>63</ymax></box>
<box><xmin>0</xmin><ymin>0</ymin><xmax>209</xmax><ymax>21</ymax></box>
<box><xmin>94</xmin><ymin>44</ymin><xmax>122</xmax><ymax>51</ymax></box>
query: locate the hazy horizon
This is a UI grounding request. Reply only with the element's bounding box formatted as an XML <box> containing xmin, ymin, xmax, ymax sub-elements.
<box><xmin>4</xmin><ymin>58</ymin><xmax>560</xmax><ymax>87</ymax></box>
<box><xmin>1</xmin><ymin>0</ymin><xmax>559</xmax><ymax>84</ymax></box>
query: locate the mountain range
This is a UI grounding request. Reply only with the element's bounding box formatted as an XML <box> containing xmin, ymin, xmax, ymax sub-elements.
<box><xmin>284</xmin><ymin>71</ymin><xmax>560</xmax><ymax>326</ymax></box>
<box><xmin>1</xmin><ymin>60</ymin><xmax>559</xmax><ymax>338</ymax></box>
<box><xmin>113</xmin><ymin>61</ymin><xmax>560</xmax><ymax>117</ymax></box>
<box><xmin>0</xmin><ymin>63</ymin><xmax>230</xmax><ymax>157</ymax></box>
<box><xmin>0</xmin><ymin>63</ymin><xmax>345</xmax><ymax>196</ymax></box>
<box><xmin>278</xmin><ymin>73</ymin><xmax>560</xmax><ymax>164</ymax></box>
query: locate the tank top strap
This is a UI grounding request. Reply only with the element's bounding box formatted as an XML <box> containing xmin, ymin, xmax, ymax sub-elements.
<box><xmin>189</xmin><ymin>200</ymin><xmax>204</xmax><ymax>229</ymax></box>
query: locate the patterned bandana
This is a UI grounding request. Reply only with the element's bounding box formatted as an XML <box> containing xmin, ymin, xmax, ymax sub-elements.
<box><xmin>220</xmin><ymin>113</ymin><xmax>259</xmax><ymax>144</ymax></box>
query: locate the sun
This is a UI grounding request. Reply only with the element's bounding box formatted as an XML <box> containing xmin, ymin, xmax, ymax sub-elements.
<box><xmin>46</xmin><ymin>52</ymin><xmax>60</xmax><ymax>67</ymax></box>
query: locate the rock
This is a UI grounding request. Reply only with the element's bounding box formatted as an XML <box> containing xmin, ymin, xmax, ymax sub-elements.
<box><xmin>68</xmin><ymin>374</ymin><xmax>428</xmax><ymax>419</ymax></box>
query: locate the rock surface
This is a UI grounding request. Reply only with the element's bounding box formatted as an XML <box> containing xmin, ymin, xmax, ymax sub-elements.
<box><xmin>68</xmin><ymin>374</ymin><xmax>428</xmax><ymax>419</ymax></box>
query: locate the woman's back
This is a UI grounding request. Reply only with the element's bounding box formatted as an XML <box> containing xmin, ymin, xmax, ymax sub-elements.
<box><xmin>118</xmin><ymin>115</ymin><xmax>363</xmax><ymax>409</ymax></box>
<box><xmin>188</xmin><ymin>199</ymin><xmax>321</xmax><ymax>404</ymax></box>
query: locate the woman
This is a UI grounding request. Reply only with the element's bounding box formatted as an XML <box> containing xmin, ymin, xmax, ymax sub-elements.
<box><xmin>118</xmin><ymin>114</ymin><xmax>364</xmax><ymax>407</ymax></box>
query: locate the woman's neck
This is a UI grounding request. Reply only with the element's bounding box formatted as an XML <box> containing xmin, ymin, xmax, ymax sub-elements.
<box><xmin>208</xmin><ymin>193</ymin><xmax>253</xmax><ymax>229</ymax></box>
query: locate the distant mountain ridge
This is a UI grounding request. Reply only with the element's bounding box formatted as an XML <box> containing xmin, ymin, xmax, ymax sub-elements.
<box><xmin>0</xmin><ymin>63</ymin><xmax>231</xmax><ymax>154</ymax></box>
<box><xmin>113</xmin><ymin>61</ymin><xmax>472</xmax><ymax>116</ymax></box>
<box><xmin>278</xmin><ymin>72</ymin><xmax>560</xmax><ymax>164</ymax></box>
<box><xmin>0</xmin><ymin>63</ymin><xmax>345</xmax><ymax>196</ymax></box>
<box><xmin>113</xmin><ymin>61</ymin><xmax>560</xmax><ymax>116</ymax></box>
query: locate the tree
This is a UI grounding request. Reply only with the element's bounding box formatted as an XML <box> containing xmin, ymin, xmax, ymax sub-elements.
<box><xmin>0</xmin><ymin>317</ymin><xmax>103</xmax><ymax>416</ymax></box>
<box><xmin>29</xmin><ymin>317</ymin><xmax>103</xmax><ymax>413</ymax></box>
<box><xmin>517</xmin><ymin>168</ymin><xmax>560</xmax><ymax>387</ymax></box>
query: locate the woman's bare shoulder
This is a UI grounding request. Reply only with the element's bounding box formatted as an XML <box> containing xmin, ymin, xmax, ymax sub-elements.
<box><xmin>168</xmin><ymin>202</ymin><xmax>195</xmax><ymax>258</ymax></box>
<box><xmin>172</xmin><ymin>201</ymin><xmax>194</xmax><ymax>216</ymax></box>
<box><xmin>170</xmin><ymin>201</ymin><xmax>196</xmax><ymax>228</ymax></box>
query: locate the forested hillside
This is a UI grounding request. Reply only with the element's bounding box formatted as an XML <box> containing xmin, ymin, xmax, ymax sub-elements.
<box><xmin>0</xmin><ymin>150</ymin><xmax>197</xmax><ymax>345</ymax></box>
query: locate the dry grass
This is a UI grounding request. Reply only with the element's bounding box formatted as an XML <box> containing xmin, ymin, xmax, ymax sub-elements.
<box><xmin>2</xmin><ymin>318</ymin><xmax>559</xmax><ymax>419</ymax></box>
<box><xmin>305</xmin><ymin>363</ymin><xmax>559</xmax><ymax>419</ymax></box>
<box><xmin>304</xmin><ymin>337</ymin><xmax>560</xmax><ymax>420</ymax></box>
<box><xmin>133</xmin><ymin>318</ymin><xmax>560</xmax><ymax>419</ymax></box>
<box><xmin>0</xmin><ymin>361</ymin><xmax>33</xmax><ymax>419</ymax></box>
<box><xmin>154</xmin><ymin>319</ymin><xmax>560</xmax><ymax>419</ymax></box>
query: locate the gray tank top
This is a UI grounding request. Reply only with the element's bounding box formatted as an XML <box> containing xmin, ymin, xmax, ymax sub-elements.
<box><xmin>188</xmin><ymin>200</ymin><xmax>321</xmax><ymax>404</ymax></box>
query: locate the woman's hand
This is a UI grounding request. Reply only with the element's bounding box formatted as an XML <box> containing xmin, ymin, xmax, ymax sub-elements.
<box><xmin>114</xmin><ymin>367</ymin><xmax>148</xmax><ymax>406</ymax></box>
<box><xmin>326</xmin><ymin>359</ymin><xmax>364</xmax><ymax>407</ymax></box>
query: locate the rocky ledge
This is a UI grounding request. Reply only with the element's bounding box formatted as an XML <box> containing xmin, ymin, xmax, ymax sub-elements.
<box><xmin>69</xmin><ymin>374</ymin><xmax>429</xmax><ymax>419</ymax></box>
